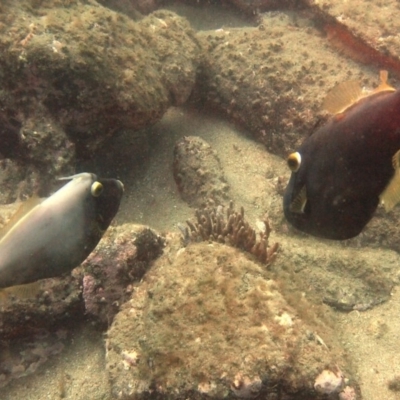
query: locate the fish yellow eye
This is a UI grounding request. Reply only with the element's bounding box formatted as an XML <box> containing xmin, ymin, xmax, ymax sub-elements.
<box><xmin>287</xmin><ymin>152</ymin><xmax>301</xmax><ymax>172</ymax></box>
<box><xmin>91</xmin><ymin>181</ymin><xmax>103</xmax><ymax>197</ymax></box>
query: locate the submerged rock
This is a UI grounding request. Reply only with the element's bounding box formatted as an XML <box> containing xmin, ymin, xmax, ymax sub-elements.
<box><xmin>0</xmin><ymin>1</ymin><xmax>201</xmax><ymax>197</ymax></box>
<box><xmin>82</xmin><ymin>224</ymin><xmax>165</xmax><ymax>326</ymax></box>
<box><xmin>195</xmin><ymin>12</ymin><xmax>376</xmax><ymax>157</ymax></box>
<box><xmin>173</xmin><ymin>136</ymin><xmax>230</xmax><ymax>207</ymax></box>
<box><xmin>106</xmin><ymin>239</ymin><xmax>359</xmax><ymax>399</ymax></box>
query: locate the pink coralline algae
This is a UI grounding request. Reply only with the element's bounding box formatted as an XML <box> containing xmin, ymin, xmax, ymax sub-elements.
<box><xmin>339</xmin><ymin>386</ymin><xmax>357</xmax><ymax>400</ymax></box>
<box><xmin>314</xmin><ymin>369</ymin><xmax>344</xmax><ymax>395</ymax></box>
<box><xmin>82</xmin><ymin>225</ymin><xmax>164</xmax><ymax>325</ymax></box>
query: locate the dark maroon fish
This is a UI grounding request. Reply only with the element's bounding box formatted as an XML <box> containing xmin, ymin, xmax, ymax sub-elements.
<box><xmin>283</xmin><ymin>73</ymin><xmax>400</xmax><ymax>239</ymax></box>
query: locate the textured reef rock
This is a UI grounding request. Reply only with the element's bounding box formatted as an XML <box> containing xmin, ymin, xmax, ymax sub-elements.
<box><xmin>170</xmin><ymin>130</ymin><xmax>400</xmax><ymax>314</ymax></box>
<box><xmin>82</xmin><ymin>224</ymin><xmax>165</xmax><ymax>326</ymax></box>
<box><xmin>106</xmin><ymin>239</ymin><xmax>359</xmax><ymax>400</ymax></box>
<box><xmin>0</xmin><ymin>1</ymin><xmax>201</xmax><ymax>197</ymax></box>
<box><xmin>2</xmin><ymin>2</ymin><xmax>400</xmax><ymax>397</ymax></box>
<box><xmin>173</xmin><ymin>136</ymin><xmax>230</xmax><ymax>207</ymax></box>
<box><xmin>0</xmin><ymin>224</ymin><xmax>164</xmax><ymax>341</ymax></box>
<box><xmin>195</xmin><ymin>12</ymin><xmax>377</xmax><ymax>157</ymax></box>
<box><xmin>0</xmin><ymin>99</ymin><xmax>75</xmax><ymax>170</ymax></box>
<box><xmin>0</xmin><ymin>275</ymin><xmax>82</xmax><ymax>341</ymax></box>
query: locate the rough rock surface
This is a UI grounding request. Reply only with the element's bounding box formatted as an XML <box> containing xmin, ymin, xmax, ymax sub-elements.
<box><xmin>166</xmin><ymin>119</ymin><xmax>400</xmax><ymax>313</ymax></box>
<box><xmin>191</xmin><ymin>9</ymin><xmax>400</xmax><ymax>254</ymax></box>
<box><xmin>0</xmin><ymin>275</ymin><xmax>82</xmax><ymax>341</ymax></box>
<box><xmin>173</xmin><ymin>135</ymin><xmax>230</xmax><ymax>207</ymax></box>
<box><xmin>0</xmin><ymin>1</ymin><xmax>201</xmax><ymax>197</ymax></box>
<box><xmin>0</xmin><ymin>221</ymin><xmax>164</xmax><ymax>388</ymax></box>
<box><xmin>106</xmin><ymin>239</ymin><xmax>359</xmax><ymax>400</ymax></box>
<box><xmin>82</xmin><ymin>224</ymin><xmax>165</xmax><ymax>326</ymax></box>
<box><xmin>2</xmin><ymin>2</ymin><xmax>400</xmax><ymax>398</ymax></box>
<box><xmin>195</xmin><ymin>12</ymin><xmax>377</xmax><ymax>157</ymax></box>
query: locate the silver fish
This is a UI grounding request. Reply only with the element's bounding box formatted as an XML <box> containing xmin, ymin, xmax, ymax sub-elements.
<box><xmin>0</xmin><ymin>172</ymin><xmax>124</xmax><ymax>289</ymax></box>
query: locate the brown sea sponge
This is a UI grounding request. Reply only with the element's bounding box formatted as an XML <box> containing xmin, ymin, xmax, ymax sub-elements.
<box><xmin>182</xmin><ymin>200</ymin><xmax>279</xmax><ymax>265</ymax></box>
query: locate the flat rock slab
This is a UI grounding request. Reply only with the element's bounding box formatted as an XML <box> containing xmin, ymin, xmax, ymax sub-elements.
<box><xmin>274</xmin><ymin>234</ymin><xmax>400</xmax><ymax>313</ymax></box>
<box><xmin>305</xmin><ymin>0</ymin><xmax>400</xmax><ymax>76</ymax></box>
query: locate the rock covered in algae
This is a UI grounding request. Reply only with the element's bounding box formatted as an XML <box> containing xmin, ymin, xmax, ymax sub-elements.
<box><xmin>173</xmin><ymin>136</ymin><xmax>230</xmax><ymax>207</ymax></box>
<box><xmin>195</xmin><ymin>12</ymin><xmax>377</xmax><ymax>157</ymax></box>
<box><xmin>0</xmin><ymin>1</ymin><xmax>201</xmax><ymax>190</ymax></box>
<box><xmin>82</xmin><ymin>224</ymin><xmax>165</xmax><ymax>326</ymax></box>
<box><xmin>105</xmin><ymin>239</ymin><xmax>359</xmax><ymax>399</ymax></box>
<box><xmin>0</xmin><ymin>274</ymin><xmax>81</xmax><ymax>341</ymax></box>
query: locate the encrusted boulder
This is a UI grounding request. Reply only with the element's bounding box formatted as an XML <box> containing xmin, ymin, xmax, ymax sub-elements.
<box><xmin>195</xmin><ymin>12</ymin><xmax>376</xmax><ymax>157</ymax></box>
<box><xmin>0</xmin><ymin>1</ymin><xmax>201</xmax><ymax>197</ymax></box>
<box><xmin>173</xmin><ymin>136</ymin><xmax>230</xmax><ymax>207</ymax></box>
<box><xmin>82</xmin><ymin>224</ymin><xmax>165</xmax><ymax>326</ymax></box>
<box><xmin>106</xmin><ymin>240</ymin><xmax>359</xmax><ymax>399</ymax></box>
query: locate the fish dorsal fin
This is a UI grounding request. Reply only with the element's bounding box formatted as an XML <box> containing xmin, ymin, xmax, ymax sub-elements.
<box><xmin>323</xmin><ymin>70</ymin><xmax>395</xmax><ymax>115</ymax></box>
<box><xmin>380</xmin><ymin>149</ymin><xmax>400</xmax><ymax>211</ymax></box>
<box><xmin>323</xmin><ymin>80</ymin><xmax>363</xmax><ymax>115</ymax></box>
<box><xmin>57</xmin><ymin>172</ymin><xmax>95</xmax><ymax>182</ymax></box>
<box><xmin>0</xmin><ymin>196</ymin><xmax>43</xmax><ymax>241</ymax></box>
<box><xmin>371</xmin><ymin>70</ymin><xmax>396</xmax><ymax>95</ymax></box>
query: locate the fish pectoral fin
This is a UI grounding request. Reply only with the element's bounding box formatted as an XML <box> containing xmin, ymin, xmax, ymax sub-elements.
<box><xmin>289</xmin><ymin>186</ymin><xmax>307</xmax><ymax>213</ymax></box>
<box><xmin>0</xmin><ymin>195</ymin><xmax>43</xmax><ymax>241</ymax></box>
<box><xmin>380</xmin><ymin>149</ymin><xmax>400</xmax><ymax>211</ymax></box>
<box><xmin>323</xmin><ymin>71</ymin><xmax>395</xmax><ymax>115</ymax></box>
<box><xmin>323</xmin><ymin>80</ymin><xmax>363</xmax><ymax>115</ymax></box>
